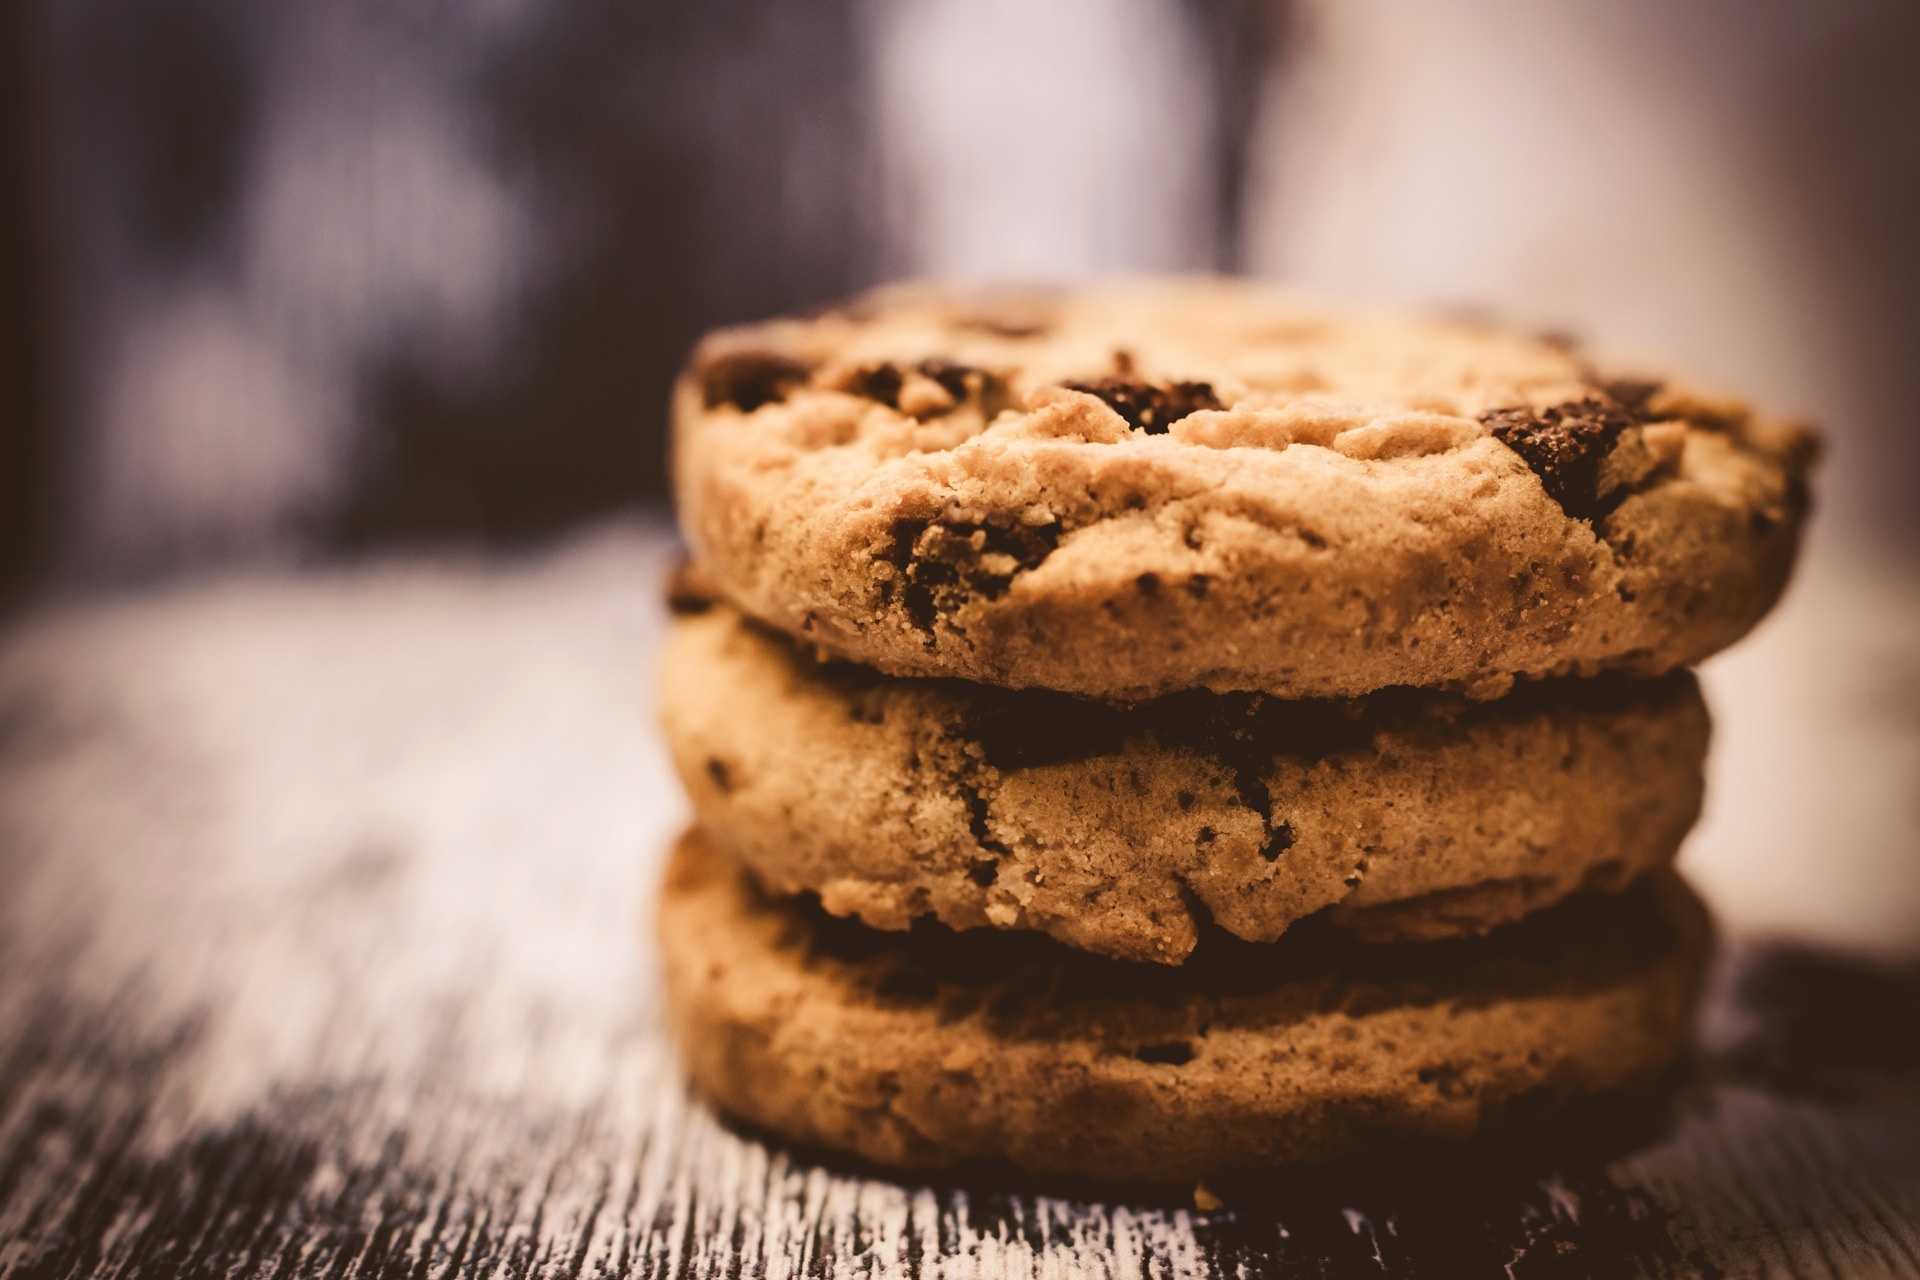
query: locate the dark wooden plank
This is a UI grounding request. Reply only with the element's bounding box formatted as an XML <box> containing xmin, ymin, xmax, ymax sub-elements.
<box><xmin>0</xmin><ymin>522</ymin><xmax>1916</xmax><ymax>1279</ymax></box>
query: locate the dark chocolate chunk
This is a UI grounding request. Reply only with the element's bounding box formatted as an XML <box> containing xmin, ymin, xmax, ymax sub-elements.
<box><xmin>1061</xmin><ymin>377</ymin><xmax>1222</xmax><ymax>434</ymax></box>
<box><xmin>846</xmin><ymin>359</ymin><xmax>1010</xmax><ymax>419</ymax></box>
<box><xmin>1480</xmin><ymin>396</ymin><xmax>1640</xmax><ymax>521</ymax></box>
<box><xmin>1601</xmin><ymin>378</ymin><xmax>1663</xmax><ymax>410</ymax></box>
<box><xmin>664</xmin><ymin>560</ymin><xmax>714</xmax><ymax>615</ymax></box>
<box><xmin>883</xmin><ymin>517</ymin><xmax>928</xmax><ymax>568</ymax></box>
<box><xmin>1418</xmin><ymin>1062</ymin><xmax>1471</xmax><ymax>1098</ymax></box>
<box><xmin>1134</xmin><ymin>1040</ymin><xmax>1195</xmax><ymax>1066</ymax></box>
<box><xmin>925</xmin><ymin>519</ymin><xmax>1060</xmax><ymax>597</ymax></box>
<box><xmin>917</xmin><ymin>359</ymin><xmax>977</xmax><ymax>403</ymax></box>
<box><xmin>901</xmin><ymin>579</ymin><xmax>939</xmax><ymax>633</ymax></box>
<box><xmin>845</xmin><ymin>362</ymin><xmax>904</xmax><ymax>408</ymax></box>
<box><xmin>882</xmin><ymin>515</ymin><xmax>1063</xmax><ymax>634</ymax></box>
<box><xmin>699</xmin><ymin>349</ymin><xmax>812</xmax><ymax>412</ymax></box>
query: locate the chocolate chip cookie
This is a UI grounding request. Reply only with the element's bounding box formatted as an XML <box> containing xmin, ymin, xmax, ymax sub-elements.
<box><xmin>673</xmin><ymin>279</ymin><xmax>1817</xmax><ymax>700</ymax></box>
<box><xmin>658</xmin><ymin>828</ymin><xmax>1709</xmax><ymax>1183</ymax></box>
<box><xmin>662</xmin><ymin>596</ymin><xmax>1710</xmax><ymax>963</ymax></box>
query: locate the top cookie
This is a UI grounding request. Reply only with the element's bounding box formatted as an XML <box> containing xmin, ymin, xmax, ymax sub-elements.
<box><xmin>673</xmin><ymin>279</ymin><xmax>1816</xmax><ymax>700</ymax></box>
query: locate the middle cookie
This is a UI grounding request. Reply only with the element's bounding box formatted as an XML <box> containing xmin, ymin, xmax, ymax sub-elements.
<box><xmin>663</xmin><ymin>597</ymin><xmax>1709</xmax><ymax>965</ymax></box>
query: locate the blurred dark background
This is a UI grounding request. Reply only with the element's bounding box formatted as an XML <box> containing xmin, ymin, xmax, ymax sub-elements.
<box><xmin>1</xmin><ymin>0</ymin><xmax>1917</xmax><ymax>601</ymax></box>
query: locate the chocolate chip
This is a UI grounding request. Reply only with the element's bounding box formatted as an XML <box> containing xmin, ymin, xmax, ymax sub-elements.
<box><xmin>1135</xmin><ymin>572</ymin><xmax>1161</xmax><ymax>596</ymax></box>
<box><xmin>902</xmin><ymin>580</ymin><xmax>939</xmax><ymax>633</ymax></box>
<box><xmin>846</xmin><ymin>362</ymin><xmax>904</xmax><ymax>408</ymax></box>
<box><xmin>917</xmin><ymin>359</ymin><xmax>976</xmax><ymax>402</ymax></box>
<box><xmin>1481</xmin><ymin>396</ymin><xmax>1641</xmax><ymax>521</ymax></box>
<box><xmin>705</xmin><ymin>758</ymin><xmax>733</xmax><ymax>791</ymax></box>
<box><xmin>1061</xmin><ymin>377</ymin><xmax>1223</xmax><ymax>434</ymax></box>
<box><xmin>664</xmin><ymin>560</ymin><xmax>714</xmax><ymax>615</ymax></box>
<box><xmin>942</xmin><ymin>520</ymin><xmax>1060</xmax><ymax>595</ymax></box>
<box><xmin>1418</xmin><ymin>1062</ymin><xmax>1470</xmax><ymax>1098</ymax></box>
<box><xmin>1134</xmin><ymin>1040</ymin><xmax>1195</xmax><ymax>1066</ymax></box>
<box><xmin>883</xmin><ymin>517</ymin><xmax>928</xmax><ymax>568</ymax></box>
<box><xmin>1602</xmin><ymin>378</ymin><xmax>1663</xmax><ymax>410</ymax></box>
<box><xmin>846</xmin><ymin>360</ymin><xmax>1010</xmax><ymax>419</ymax></box>
<box><xmin>699</xmin><ymin>349</ymin><xmax>812</xmax><ymax>412</ymax></box>
<box><xmin>882</xmin><ymin>515</ymin><xmax>1063</xmax><ymax>634</ymax></box>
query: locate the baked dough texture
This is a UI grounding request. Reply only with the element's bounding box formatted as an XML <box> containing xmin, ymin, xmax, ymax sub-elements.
<box><xmin>673</xmin><ymin>278</ymin><xmax>1817</xmax><ymax>700</ymax></box>
<box><xmin>659</xmin><ymin>829</ymin><xmax>1708</xmax><ymax>1183</ymax></box>
<box><xmin>662</xmin><ymin>598</ymin><xmax>1710</xmax><ymax>963</ymax></box>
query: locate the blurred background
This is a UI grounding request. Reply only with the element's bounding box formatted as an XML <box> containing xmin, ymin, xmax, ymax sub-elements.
<box><xmin>0</xmin><ymin>0</ymin><xmax>1916</xmax><ymax>949</ymax></box>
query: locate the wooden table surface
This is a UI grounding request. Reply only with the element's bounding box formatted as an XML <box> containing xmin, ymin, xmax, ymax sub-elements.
<box><xmin>2</xmin><ymin>519</ymin><xmax>1917</xmax><ymax>1279</ymax></box>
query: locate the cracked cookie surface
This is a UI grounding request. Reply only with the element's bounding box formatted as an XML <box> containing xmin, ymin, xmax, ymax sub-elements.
<box><xmin>673</xmin><ymin>278</ymin><xmax>1817</xmax><ymax>700</ymax></box>
<box><xmin>658</xmin><ymin>829</ymin><xmax>1709</xmax><ymax>1181</ymax></box>
<box><xmin>661</xmin><ymin>597</ymin><xmax>1710</xmax><ymax>964</ymax></box>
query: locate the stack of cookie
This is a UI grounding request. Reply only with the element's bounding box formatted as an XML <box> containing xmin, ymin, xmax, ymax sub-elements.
<box><xmin>657</xmin><ymin>280</ymin><xmax>1816</xmax><ymax>1183</ymax></box>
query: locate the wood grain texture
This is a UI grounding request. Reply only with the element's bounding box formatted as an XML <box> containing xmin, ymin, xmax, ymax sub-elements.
<box><xmin>0</xmin><ymin>519</ymin><xmax>1916</xmax><ymax>1279</ymax></box>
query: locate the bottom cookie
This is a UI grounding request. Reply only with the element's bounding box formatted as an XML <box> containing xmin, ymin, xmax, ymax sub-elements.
<box><xmin>658</xmin><ymin>829</ymin><xmax>1710</xmax><ymax>1183</ymax></box>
